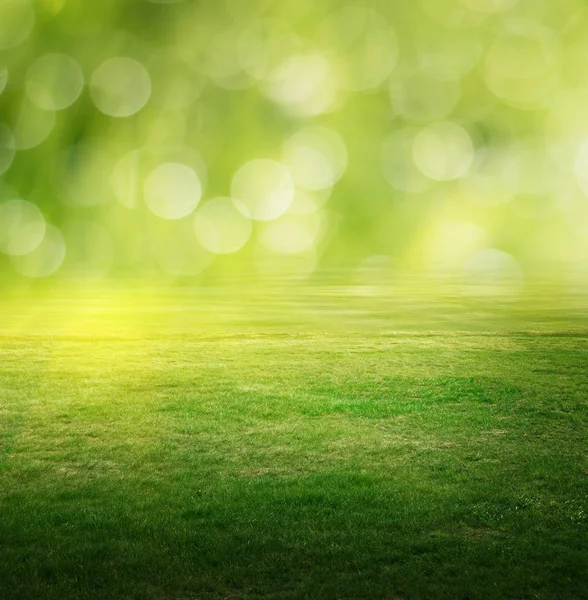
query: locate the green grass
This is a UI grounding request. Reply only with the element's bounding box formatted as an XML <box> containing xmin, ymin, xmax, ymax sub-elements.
<box><xmin>1</xmin><ymin>283</ymin><xmax>587</xmax><ymax>599</ymax></box>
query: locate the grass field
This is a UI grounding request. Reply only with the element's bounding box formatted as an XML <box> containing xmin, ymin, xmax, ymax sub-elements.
<box><xmin>1</xmin><ymin>281</ymin><xmax>587</xmax><ymax>599</ymax></box>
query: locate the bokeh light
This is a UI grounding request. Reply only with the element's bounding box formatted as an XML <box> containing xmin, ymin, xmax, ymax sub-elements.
<box><xmin>144</xmin><ymin>162</ymin><xmax>202</xmax><ymax>220</ymax></box>
<box><xmin>231</xmin><ymin>159</ymin><xmax>294</xmax><ymax>221</ymax></box>
<box><xmin>11</xmin><ymin>224</ymin><xmax>66</xmax><ymax>278</ymax></box>
<box><xmin>483</xmin><ymin>24</ymin><xmax>558</xmax><ymax>110</ymax></box>
<box><xmin>26</xmin><ymin>53</ymin><xmax>84</xmax><ymax>111</ymax></box>
<box><xmin>263</xmin><ymin>53</ymin><xmax>340</xmax><ymax>117</ymax></box>
<box><xmin>237</xmin><ymin>18</ymin><xmax>301</xmax><ymax>82</ymax></box>
<box><xmin>423</xmin><ymin>221</ymin><xmax>486</xmax><ymax>273</ymax></box>
<box><xmin>288</xmin><ymin>189</ymin><xmax>327</xmax><ymax>215</ymax></box>
<box><xmin>413</xmin><ymin>121</ymin><xmax>474</xmax><ymax>181</ymax></box>
<box><xmin>12</xmin><ymin>99</ymin><xmax>56</xmax><ymax>150</ymax></box>
<box><xmin>90</xmin><ymin>58</ymin><xmax>151</xmax><ymax>118</ymax></box>
<box><xmin>282</xmin><ymin>126</ymin><xmax>347</xmax><ymax>191</ymax></box>
<box><xmin>415</xmin><ymin>23</ymin><xmax>481</xmax><ymax>81</ymax></box>
<box><xmin>0</xmin><ymin>0</ymin><xmax>35</xmax><ymax>51</ymax></box>
<box><xmin>193</xmin><ymin>197</ymin><xmax>252</xmax><ymax>254</ymax></box>
<box><xmin>0</xmin><ymin>0</ymin><xmax>585</xmax><ymax>287</ymax></box>
<box><xmin>381</xmin><ymin>128</ymin><xmax>433</xmax><ymax>194</ymax></box>
<box><xmin>0</xmin><ymin>199</ymin><xmax>46</xmax><ymax>256</ymax></box>
<box><xmin>317</xmin><ymin>6</ymin><xmax>398</xmax><ymax>92</ymax></box>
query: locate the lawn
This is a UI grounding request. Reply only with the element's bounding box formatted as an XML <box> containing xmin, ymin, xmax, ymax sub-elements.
<box><xmin>0</xmin><ymin>282</ymin><xmax>586</xmax><ymax>599</ymax></box>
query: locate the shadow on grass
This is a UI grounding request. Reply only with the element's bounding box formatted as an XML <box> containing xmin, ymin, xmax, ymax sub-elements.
<box><xmin>2</xmin><ymin>464</ymin><xmax>586</xmax><ymax>600</ymax></box>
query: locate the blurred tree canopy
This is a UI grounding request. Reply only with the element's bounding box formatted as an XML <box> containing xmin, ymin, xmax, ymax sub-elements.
<box><xmin>0</xmin><ymin>0</ymin><xmax>587</xmax><ymax>287</ymax></box>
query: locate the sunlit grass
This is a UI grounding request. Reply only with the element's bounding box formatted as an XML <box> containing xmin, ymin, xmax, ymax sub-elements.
<box><xmin>3</xmin><ymin>0</ymin><xmax>588</xmax><ymax>593</ymax></box>
<box><xmin>1</xmin><ymin>282</ymin><xmax>586</xmax><ymax>599</ymax></box>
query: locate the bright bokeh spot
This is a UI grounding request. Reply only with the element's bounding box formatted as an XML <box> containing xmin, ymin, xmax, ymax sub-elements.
<box><xmin>91</xmin><ymin>57</ymin><xmax>151</xmax><ymax>117</ymax></box>
<box><xmin>144</xmin><ymin>163</ymin><xmax>202</xmax><ymax>220</ymax></box>
<box><xmin>26</xmin><ymin>53</ymin><xmax>84</xmax><ymax>111</ymax></box>
<box><xmin>282</xmin><ymin>127</ymin><xmax>347</xmax><ymax>191</ymax></box>
<box><xmin>0</xmin><ymin>199</ymin><xmax>46</xmax><ymax>256</ymax></box>
<box><xmin>11</xmin><ymin>223</ymin><xmax>66</xmax><ymax>278</ymax></box>
<box><xmin>287</xmin><ymin>189</ymin><xmax>325</xmax><ymax>215</ymax></box>
<box><xmin>193</xmin><ymin>197</ymin><xmax>252</xmax><ymax>254</ymax></box>
<box><xmin>231</xmin><ymin>159</ymin><xmax>294</xmax><ymax>221</ymax></box>
<box><xmin>264</xmin><ymin>53</ymin><xmax>340</xmax><ymax>117</ymax></box>
<box><xmin>260</xmin><ymin>208</ymin><xmax>325</xmax><ymax>256</ymax></box>
<box><xmin>413</xmin><ymin>121</ymin><xmax>474</xmax><ymax>181</ymax></box>
<box><xmin>0</xmin><ymin>0</ymin><xmax>585</xmax><ymax>284</ymax></box>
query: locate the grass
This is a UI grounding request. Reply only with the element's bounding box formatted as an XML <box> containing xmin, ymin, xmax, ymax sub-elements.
<box><xmin>0</xmin><ymin>282</ymin><xmax>587</xmax><ymax>599</ymax></box>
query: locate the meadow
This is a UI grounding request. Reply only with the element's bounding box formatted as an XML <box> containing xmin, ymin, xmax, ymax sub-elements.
<box><xmin>0</xmin><ymin>280</ymin><xmax>586</xmax><ymax>599</ymax></box>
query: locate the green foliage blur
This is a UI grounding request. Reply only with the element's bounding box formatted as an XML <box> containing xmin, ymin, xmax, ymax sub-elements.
<box><xmin>1</xmin><ymin>0</ymin><xmax>587</xmax><ymax>287</ymax></box>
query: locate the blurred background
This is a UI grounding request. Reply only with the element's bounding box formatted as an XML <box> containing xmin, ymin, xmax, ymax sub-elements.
<box><xmin>1</xmin><ymin>0</ymin><xmax>587</xmax><ymax>293</ymax></box>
